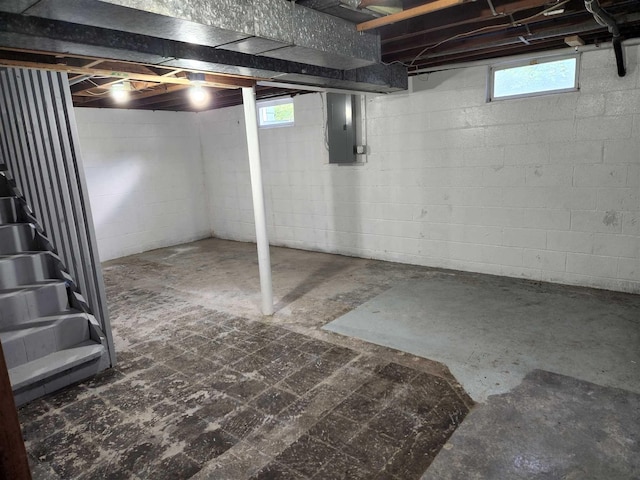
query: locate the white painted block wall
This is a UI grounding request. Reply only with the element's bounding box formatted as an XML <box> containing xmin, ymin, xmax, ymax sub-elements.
<box><xmin>199</xmin><ymin>44</ymin><xmax>640</xmax><ymax>294</ymax></box>
<box><xmin>75</xmin><ymin>108</ymin><xmax>210</xmax><ymax>261</ymax></box>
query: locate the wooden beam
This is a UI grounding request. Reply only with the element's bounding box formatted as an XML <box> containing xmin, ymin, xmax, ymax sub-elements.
<box><xmin>380</xmin><ymin>0</ymin><xmax>554</xmax><ymax>46</ymax></box>
<box><xmin>162</xmin><ymin>69</ymin><xmax>183</xmax><ymax>77</ymax></box>
<box><xmin>82</xmin><ymin>59</ymin><xmax>104</xmax><ymax>68</ymax></box>
<box><xmin>357</xmin><ymin>0</ymin><xmax>468</xmax><ymax>31</ymax></box>
<box><xmin>0</xmin><ymin>58</ymin><xmax>255</xmax><ymax>89</ymax></box>
<box><xmin>126</xmin><ymin>85</ymin><xmax>193</xmax><ymax>107</ymax></box>
<box><xmin>0</xmin><ymin>342</ymin><xmax>31</xmax><ymax>480</ymax></box>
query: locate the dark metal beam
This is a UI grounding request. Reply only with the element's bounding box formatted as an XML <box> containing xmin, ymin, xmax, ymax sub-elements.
<box><xmin>0</xmin><ymin>12</ymin><xmax>407</xmax><ymax>93</ymax></box>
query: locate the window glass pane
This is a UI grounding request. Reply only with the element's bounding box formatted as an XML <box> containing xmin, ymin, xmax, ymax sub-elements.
<box><xmin>258</xmin><ymin>101</ymin><xmax>294</xmax><ymax>127</ymax></box>
<box><xmin>493</xmin><ymin>58</ymin><xmax>577</xmax><ymax>99</ymax></box>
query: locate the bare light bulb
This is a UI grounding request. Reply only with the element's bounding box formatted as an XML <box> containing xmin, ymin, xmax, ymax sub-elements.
<box><xmin>189</xmin><ymin>84</ymin><xmax>210</xmax><ymax>108</ymax></box>
<box><xmin>111</xmin><ymin>82</ymin><xmax>129</xmax><ymax>103</ymax></box>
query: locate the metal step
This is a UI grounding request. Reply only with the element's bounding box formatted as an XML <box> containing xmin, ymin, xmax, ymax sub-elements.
<box><xmin>0</xmin><ymin>313</ymin><xmax>94</xmax><ymax>370</ymax></box>
<box><xmin>0</xmin><ymin>281</ymin><xmax>71</xmax><ymax>329</ymax></box>
<box><xmin>0</xmin><ymin>196</ymin><xmax>21</xmax><ymax>224</ymax></box>
<box><xmin>0</xmin><ymin>251</ymin><xmax>65</xmax><ymax>289</ymax></box>
<box><xmin>10</xmin><ymin>342</ymin><xmax>107</xmax><ymax>406</ymax></box>
<box><xmin>0</xmin><ymin>223</ymin><xmax>39</xmax><ymax>255</ymax></box>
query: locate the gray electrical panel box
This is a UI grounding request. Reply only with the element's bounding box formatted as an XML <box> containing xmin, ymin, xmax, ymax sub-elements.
<box><xmin>327</xmin><ymin>93</ymin><xmax>356</xmax><ymax>164</ymax></box>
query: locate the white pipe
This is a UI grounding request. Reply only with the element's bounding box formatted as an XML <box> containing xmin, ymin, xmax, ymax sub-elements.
<box><xmin>242</xmin><ymin>86</ymin><xmax>274</xmax><ymax>315</ymax></box>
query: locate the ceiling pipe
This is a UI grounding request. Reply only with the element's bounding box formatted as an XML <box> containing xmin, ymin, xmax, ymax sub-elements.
<box><xmin>584</xmin><ymin>0</ymin><xmax>625</xmax><ymax>76</ymax></box>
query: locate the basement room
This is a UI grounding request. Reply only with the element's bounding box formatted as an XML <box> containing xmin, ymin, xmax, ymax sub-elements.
<box><xmin>0</xmin><ymin>0</ymin><xmax>638</xmax><ymax>479</ymax></box>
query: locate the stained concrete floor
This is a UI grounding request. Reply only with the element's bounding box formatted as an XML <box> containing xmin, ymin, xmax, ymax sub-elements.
<box><xmin>19</xmin><ymin>238</ymin><xmax>473</xmax><ymax>480</ymax></box>
<box><xmin>424</xmin><ymin>370</ymin><xmax>640</xmax><ymax>480</ymax></box>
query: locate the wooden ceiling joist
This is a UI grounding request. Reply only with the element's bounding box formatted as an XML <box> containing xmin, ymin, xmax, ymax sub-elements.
<box><xmin>357</xmin><ymin>0</ymin><xmax>469</xmax><ymax>31</ymax></box>
<box><xmin>0</xmin><ymin>56</ymin><xmax>255</xmax><ymax>89</ymax></box>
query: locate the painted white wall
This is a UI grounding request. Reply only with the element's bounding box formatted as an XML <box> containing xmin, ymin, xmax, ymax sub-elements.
<box><xmin>76</xmin><ymin>108</ymin><xmax>211</xmax><ymax>261</ymax></box>
<box><xmin>199</xmin><ymin>44</ymin><xmax>640</xmax><ymax>294</ymax></box>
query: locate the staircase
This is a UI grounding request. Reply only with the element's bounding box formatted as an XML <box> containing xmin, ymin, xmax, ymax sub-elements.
<box><xmin>0</xmin><ymin>172</ymin><xmax>109</xmax><ymax>406</ymax></box>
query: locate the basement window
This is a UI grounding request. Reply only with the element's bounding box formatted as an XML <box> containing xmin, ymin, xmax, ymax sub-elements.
<box><xmin>258</xmin><ymin>98</ymin><xmax>294</xmax><ymax>128</ymax></box>
<box><xmin>489</xmin><ymin>55</ymin><xmax>579</xmax><ymax>101</ymax></box>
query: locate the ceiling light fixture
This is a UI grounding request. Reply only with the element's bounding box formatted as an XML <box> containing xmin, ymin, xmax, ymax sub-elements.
<box><xmin>111</xmin><ymin>81</ymin><xmax>130</xmax><ymax>103</ymax></box>
<box><xmin>188</xmin><ymin>72</ymin><xmax>210</xmax><ymax>108</ymax></box>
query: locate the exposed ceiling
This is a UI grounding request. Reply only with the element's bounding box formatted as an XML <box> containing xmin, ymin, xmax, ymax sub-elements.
<box><xmin>0</xmin><ymin>0</ymin><xmax>638</xmax><ymax>111</ymax></box>
<box><xmin>306</xmin><ymin>0</ymin><xmax>640</xmax><ymax>71</ymax></box>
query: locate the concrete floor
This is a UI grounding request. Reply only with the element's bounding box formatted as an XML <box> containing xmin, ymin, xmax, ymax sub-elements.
<box><xmin>19</xmin><ymin>238</ymin><xmax>640</xmax><ymax>478</ymax></box>
<box><xmin>323</xmin><ymin>257</ymin><xmax>640</xmax><ymax>479</ymax></box>
<box><xmin>20</xmin><ymin>238</ymin><xmax>472</xmax><ymax>479</ymax></box>
<box><xmin>325</xmin><ymin>274</ymin><xmax>640</xmax><ymax>402</ymax></box>
<box><xmin>424</xmin><ymin>370</ymin><xmax>640</xmax><ymax>480</ymax></box>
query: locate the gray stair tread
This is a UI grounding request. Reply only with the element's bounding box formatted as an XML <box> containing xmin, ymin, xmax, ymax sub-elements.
<box><xmin>0</xmin><ymin>251</ymin><xmax>50</xmax><ymax>260</ymax></box>
<box><xmin>0</xmin><ymin>223</ymin><xmax>30</xmax><ymax>229</ymax></box>
<box><xmin>0</xmin><ymin>279</ymin><xmax>66</xmax><ymax>294</ymax></box>
<box><xmin>9</xmin><ymin>342</ymin><xmax>105</xmax><ymax>390</ymax></box>
<box><xmin>0</xmin><ymin>311</ymin><xmax>90</xmax><ymax>340</ymax></box>
<box><xmin>0</xmin><ymin>251</ymin><xmax>47</xmax><ymax>258</ymax></box>
<box><xmin>0</xmin><ymin>310</ymin><xmax>89</xmax><ymax>334</ymax></box>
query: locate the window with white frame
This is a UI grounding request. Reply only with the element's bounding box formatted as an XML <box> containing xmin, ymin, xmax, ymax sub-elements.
<box><xmin>489</xmin><ymin>55</ymin><xmax>579</xmax><ymax>101</ymax></box>
<box><xmin>257</xmin><ymin>97</ymin><xmax>294</xmax><ymax>127</ymax></box>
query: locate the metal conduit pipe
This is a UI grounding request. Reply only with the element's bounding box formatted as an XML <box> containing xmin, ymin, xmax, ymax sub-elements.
<box><xmin>584</xmin><ymin>0</ymin><xmax>626</xmax><ymax>77</ymax></box>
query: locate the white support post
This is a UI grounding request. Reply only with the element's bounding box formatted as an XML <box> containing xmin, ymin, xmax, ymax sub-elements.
<box><xmin>242</xmin><ymin>86</ymin><xmax>274</xmax><ymax>315</ymax></box>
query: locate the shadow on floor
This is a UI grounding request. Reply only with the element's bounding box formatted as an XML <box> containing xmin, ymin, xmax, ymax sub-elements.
<box><xmin>273</xmin><ymin>261</ymin><xmax>350</xmax><ymax>313</ymax></box>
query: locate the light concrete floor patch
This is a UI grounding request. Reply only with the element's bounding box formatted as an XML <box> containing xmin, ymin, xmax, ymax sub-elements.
<box><xmin>324</xmin><ymin>275</ymin><xmax>640</xmax><ymax>402</ymax></box>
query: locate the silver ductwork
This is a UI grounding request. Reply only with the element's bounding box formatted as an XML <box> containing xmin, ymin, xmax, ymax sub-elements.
<box><xmin>6</xmin><ymin>0</ymin><xmax>380</xmax><ymax>70</ymax></box>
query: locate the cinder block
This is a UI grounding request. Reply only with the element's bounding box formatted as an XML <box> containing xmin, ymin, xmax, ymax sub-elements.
<box><xmin>597</xmin><ymin>188</ymin><xmax>639</xmax><ymax>211</ymax></box>
<box><xmin>622</xmin><ymin>211</ymin><xmax>639</xmax><ymax>235</ymax></box>
<box><xmin>549</xmin><ymin>141</ymin><xmax>603</xmax><ymax>164</ymax></box>
<box><xmin>573</xmin><ymin>165</ymin><xmax>628</xmax><ymax>187</ymax></box>
<box><xmin>525</xmin><ymin>165</ymin><xmax>573</xmax><ymax>187</ymax></box>
<box><xmin>604</xmin><ymin>139</ymin><xmax>640</xmax><ymax>164</ymax></box>
<box><xmin>579</xmin><ymin>66</ymin><xmax>638</xmax><ymax>93</ymax></box>
<box><xmin>617</xmin><ymin>259</ymin><xmax>640</xmax><ymax>281</ymax></box>
<box><xmin>566</xmin><ymin>253</ymin><xmax>618</xmax><ymax>278</ymax></box>
<box><xmin>522</xmin><ymin>249</ymin><xmax>566</xmax><ymax>272</ymax></box>
<box><xmin>463</xmin><ymin>146</ymin><xmax>504</xmax><ymax>166</ymax></box>
<box><xmin>429</xmin><ymin>224</ymin><xmax>503</xmax><ymax>246</ymax></box>
<box><xmin>502</xmin><ymin>187</ymin><xmax>546</xmax><ymax>208</ymax></box>
<box><xmin>545</xmin><ymin>187</ymin><xmax>597</xmax><ymax>210</ymax></box>
<box><xmin>571</xmin><ymin>210</ymin><xmax>623</xmax><ymax>233</ymax></box>
<box><xmin>450</xmin><ymin>242</ymin><xmax>523</xmax><ymax>267</ymax></box>
<box><xmin>527</xmin><ymin>120</ymin><xmax>576</xmax><ymax>143</ymax></box>
<box><xmin>605</xmin><ymin>90</ymin><xmax>640</xmax><ymax>115</ymax></box>
<box><xmin>503</xmin><ymin>227</ymin><xmax>546</xmax><ymax>249</ymax></box>
<box><xmin>485</xmin><ymin>124</ymin><xmax>529</xmax><ymax>146</ymax></box>
<box><xmin>593</xmin><ymin>234</ymin><xmax>639</xmax><ymax>258</ymax></box>
<box><xmin>576</xmin><ymin>116</ymin><xmax>633</xmax><ymax>140</ymax></box>
<box><xmin>627</xmin><ymin>165</ymin><xmax>640</xmax><ymax>188</ymax></box>
<box><xmin>523</xmin><ymin>209</ymin><xmax>570</xmax><ymax>230</ymax></box>
<box><xmin>482</xmin><ymin>165</ymin><xmax>526</xmax><ymax>186</ymax></box>
<box><xmin>575</xmin><ymin>93</ymin><xmax>606</xmax><ymax>117</ymax></box>
<box><xmin>504</xmin><ymin>144</ymin><xmax>550</xmax><ymax>166</ymax></box>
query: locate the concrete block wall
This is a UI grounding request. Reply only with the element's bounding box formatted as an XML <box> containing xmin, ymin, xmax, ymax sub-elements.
<box><xmin>199</xmin><ymin>43</ymin><xmax>640</xmax><ymax>294</ymax></box>
<box><xmin>75</xmin><ymin>108</ymin><xmax>211</xmax><ymax>261</ymax></box>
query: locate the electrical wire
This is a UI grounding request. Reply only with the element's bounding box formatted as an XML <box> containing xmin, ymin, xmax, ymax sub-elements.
<box><xmin>407</xmin><ymin>0</ymin><xmax>571</xmax><ymax>68</ymax></box>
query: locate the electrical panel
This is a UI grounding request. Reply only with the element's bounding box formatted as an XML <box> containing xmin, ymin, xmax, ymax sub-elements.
<box><xmin>327</xmin><ymin>92</ymin><xmax>357</xmax><ymax>164</ymax></box>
